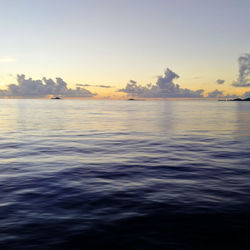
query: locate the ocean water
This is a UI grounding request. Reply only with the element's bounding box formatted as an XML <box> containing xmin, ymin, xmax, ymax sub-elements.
<box><xmin>1</xmin><ymin>99</ymin><xmax>250</xmax><ymax>250</ymax></box>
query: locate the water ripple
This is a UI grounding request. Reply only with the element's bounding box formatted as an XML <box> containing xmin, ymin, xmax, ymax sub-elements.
<box><xmin>1</xmin><ymin>100</ymin><xmax>250</xmax><ymax>249</ymax></box>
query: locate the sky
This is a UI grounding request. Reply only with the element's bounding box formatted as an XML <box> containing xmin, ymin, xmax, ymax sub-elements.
<box><xmin>1</xmin><ymin>0</ymin><xmax>250</xmax><ymax>98</ymax></box>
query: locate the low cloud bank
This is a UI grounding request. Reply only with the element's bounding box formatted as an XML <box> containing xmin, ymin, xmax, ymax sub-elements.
<box><xmin>232</xmin><ymin>54</ymin><xmax>250</xmax><ymax>87</ymax></box>
<box><xmin>0</xmin><ymin>75</ymin><xmax>96</xmax><ymax>97</ymax></box>
<box><xmin>118</xmin><ymin>68</ymin><xmax>204</xmax><ymax>98</ymax></box>
<box><xmin>243</xmin><ymin>91</ymin><xmax>250</xmax><ymax>98</ymax></box>
<box><xmin>207</xmin><ymin>89</ymin><xmax>238</xmax><ymax>99</ymax></box>
<box><xmin>76</xmin><ymin>84</ymin><xmax>112</xmax><ymax>88</ymax></box>
<box><xmin>222</xmin><ymin>94</ymin><xmax>239</xmax><ymax>99</ymax></box>
<box><xmin>207</xmin><ymin>89</ymin><xmax>223</xmax><ymax>98</ymax></box>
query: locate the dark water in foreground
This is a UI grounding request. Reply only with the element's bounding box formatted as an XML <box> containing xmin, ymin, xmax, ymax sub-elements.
<box><xmin>1</xmin><ymin>99</ymin><xmax>250</xmax><ymax>249</ymax></box>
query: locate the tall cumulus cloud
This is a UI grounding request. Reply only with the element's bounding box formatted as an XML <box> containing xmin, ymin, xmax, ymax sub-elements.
<box><xmin>0</xmin><ymin>75</ymin><xmax>96</xmax><ymax>97</ymax></box>
<box><xmin>232</xmin><ymin>53</ymin><xmax>250</xmax><ymax>87</ymax></box>
<box><xmin>118</xmin><ymin>68</ymin><xmax>204</xmax><ymax>98</ymax></box>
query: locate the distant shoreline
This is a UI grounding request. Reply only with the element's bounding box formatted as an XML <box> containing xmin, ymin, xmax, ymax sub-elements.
<box><xmin>218</xmin><ymin>98</ymin><xmax>250</xmax><ymax>102</ymax></box>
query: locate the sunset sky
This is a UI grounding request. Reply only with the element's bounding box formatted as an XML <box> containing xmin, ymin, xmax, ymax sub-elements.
<box><xmin>1</xmin><ymin>0</ymin><xmax>250</xmax><ymax>98</ymax></box>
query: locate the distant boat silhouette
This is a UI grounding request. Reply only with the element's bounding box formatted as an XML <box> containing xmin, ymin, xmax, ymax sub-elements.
<box><xmin>51</xmin><ymin>97</ymin><xmax>62</xmax><ymax>100</ymax></box>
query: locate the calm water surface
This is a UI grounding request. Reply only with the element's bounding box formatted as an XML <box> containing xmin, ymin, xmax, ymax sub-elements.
<box><xmin>1</xmin><ymin>99</ymin><xmax>250</xmax><ymax>249</ymax></box>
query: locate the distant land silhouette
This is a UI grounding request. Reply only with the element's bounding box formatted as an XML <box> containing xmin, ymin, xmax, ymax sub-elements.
<box><xmin>51</xmin><ymin>96</ymin><xmax>62</xmax><ymax>100</ymax></box>
<box><xmin>219</xmin><ymin>98</ymin><xmax>250</xmax><ymax>102</ymax></box>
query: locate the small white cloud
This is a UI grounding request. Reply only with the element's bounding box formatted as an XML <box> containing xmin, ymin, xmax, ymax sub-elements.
<box><xmin>0</xmin><ymin>57</ymin><xmax>16</xmax><ymax>63</ymax></box>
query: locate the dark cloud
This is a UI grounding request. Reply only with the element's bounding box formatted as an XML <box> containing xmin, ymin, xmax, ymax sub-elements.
<box><xmin>118</xmin><ymin>68</ymin><xmax>204</xmax><ymax>98</ymax></box>
<box><xmin>232</xmin><ymin>53</ymin><xmax>250</xmax><ymax>87</ymax></box>
<box><xmin>216</xmin><ymin>79</ymin><xmax>225</xmax><ymax>84</ymax></box>
<box><xmin>233</xmin><ymin>83</ymin><xmax>250</xmax><ymax>87</ymax></box>
<box><xmin>76</xmin><ymin>84</ymin><xmax>91</xmax><ymax>87</ymax></box>
<box><xmin>76</xmin><ymin>84</ymin><xmax>112</xmax><ymax>88</ymax></box>
<box><xmin>0</xmin><ymin>75</ymin><xmax>96</xmax><ymax>97</ymax></box>
<box><xmin>99</xmin><ymin>85</ymin><xmax>112</xmax><ymax>88</ymax></box>
<box><xmin>207</xmin><ymin>89</ymin><xmax>223</xmax><ymax>98</ymax></box>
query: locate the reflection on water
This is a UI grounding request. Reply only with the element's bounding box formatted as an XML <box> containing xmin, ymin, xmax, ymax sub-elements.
<box><xmin>0</xmin><ymin>99</ymin><xmax>244</xmax><ymax>135</ymax></box>
<box><xmin>0</xmin><ymin>99</ymin><xmax>250</xmax><ymax>249</ymax></box>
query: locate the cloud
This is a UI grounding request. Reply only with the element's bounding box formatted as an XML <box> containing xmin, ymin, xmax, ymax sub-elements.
<box><xmin>207</xmin><ymin>90</ymin><xmax>238</xmax><ymax>99</ymax></box>
<box><xmin>0</xmin><ymin>57</ymin><xmax>16</xmax><ymax>63</ymax></box>
<box><xmin>0</xmin><ymin>75</ymin><xmax>96</xmax><ymax>97</ymax></box>
<box><xmin>76</xmin><ymin>84</ymin><xmax>112</xmax><ymax>88</ymax></box>
<box><xmin>76</xmin><ymin>84</ymin><xmax>91</xmax><ymax>87</ymax></box>
<box><xmin>99</xmin><ymin>85</ymin><xmax>112</xmax><ymax>88</ymax></box>
<box><xmin>118</xmin><ymin>68</ymin><xmax>204</xmax><ymax>98</ymax></box>
<box><xmin>216</xmin><ymin>79</ymin><xmax>225</xmax><ymax>84</ymax></box>
<box><xmin>207</xmin><ymin>89</ymin><xmax>223</xmax><ymax>98</ymax></box>
<box><xmin>222</xmin><ymin>94</ymin><xmax>239</xmax><ymax>99</ymax></box>
<box><xmin>232</xmin><ymin>53</ymin><xmax>250</xmax><ymax>87</ymax></box>
<box><xmin>243</xmin><ymin>91</ymin><xmax>250</xmax><ymax>98</ymax></box>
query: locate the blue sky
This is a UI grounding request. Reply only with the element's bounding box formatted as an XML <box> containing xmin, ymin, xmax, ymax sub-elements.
<box><xmin>1</xmin><ymin>0</ymin><xmax>250</xmax><ymax>98</ymax></box>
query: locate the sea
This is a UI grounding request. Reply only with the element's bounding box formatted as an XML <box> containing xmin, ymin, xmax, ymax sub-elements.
<box><xmin>0</xmin><ymin>99</ymin><xmax>250</xmax><ymax>250</ymax></box>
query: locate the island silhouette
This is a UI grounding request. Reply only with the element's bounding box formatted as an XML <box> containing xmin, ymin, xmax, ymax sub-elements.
<box><xmin>51</xmin><ymin>96</ymin><xmax>62</xmax><ymax>100</ymax></box>
<box><xmin>219</xmin><ymin>98</ymin><xmax>250</xmax><ymax>102</ymax></box>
